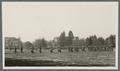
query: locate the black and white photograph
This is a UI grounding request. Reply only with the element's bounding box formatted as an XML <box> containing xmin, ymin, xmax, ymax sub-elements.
<box><xmin>2</xmin><ymin>2</ymin><xmax>118</xmax><ymax>69</ymax></box>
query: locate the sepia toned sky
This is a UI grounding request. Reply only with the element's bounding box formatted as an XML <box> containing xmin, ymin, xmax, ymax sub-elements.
<box><xmin>2</xmin><ymin>2</ymin><xmax>118</xmax><ymax>42</ymax></box>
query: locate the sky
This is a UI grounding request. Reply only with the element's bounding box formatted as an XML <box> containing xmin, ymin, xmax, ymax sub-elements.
<box><xmin>2</xmin><ymin>2</ymin><xmax>118</xmax><ymax>42</ymax></box>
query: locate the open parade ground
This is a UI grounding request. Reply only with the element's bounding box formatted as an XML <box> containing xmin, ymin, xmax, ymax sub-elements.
<box><xmin>5</xmin><ymin>49</ymin><xmax>115</xmax><ymax>66</ymax></box>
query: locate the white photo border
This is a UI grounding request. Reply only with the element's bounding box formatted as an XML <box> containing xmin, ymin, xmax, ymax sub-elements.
<box><xmin>2</xmin><ymin>2</ymin><xmax>119</xmax><ymax>70</ymax></box>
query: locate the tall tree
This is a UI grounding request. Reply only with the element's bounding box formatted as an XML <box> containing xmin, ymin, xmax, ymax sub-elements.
<box><xmin>85</xmin><ymin>35</ymin><xmax>97</xmax><ymax>51</ymax></box>
<box><xmin>97</xmin><ymin>37</ymin><xmax>105</xmax><ymax>46</ymax></box>
<box><xmin>58</xmin><ymin>31</ymin><xmax>66</xmax><ymax>47</ymax></box>
<box><xmin>24</xmin><ymin>41</ymin><xmax>34</xmax><ymax>53</ymax></box>
<box><xmin>68</xmin><ymin>30</ymin><xmax>74</xmax><ymax>45</ymax></box>
<box><xmin>105</xmin><ymin>35</ymin><xmax>115</xmax><ymax>47</ymax></box>
<box><xmin>24</xmin><ymin>41</ymin><xmax>33</xmax><ymax>49</ymax></box>
<box><xmin>86</xmin><ymin>37</ymin><xmax>92</xmax><ymax>46</ymax></box>
<box><xmin>90</xmin><ymin>35</ymin><xmax>98</xmax><ymax>46</ymax></box>
<box><xmin>20</xmin><ymin>41</ymin><xmax>23</xmax><ymax>53</ymax></box>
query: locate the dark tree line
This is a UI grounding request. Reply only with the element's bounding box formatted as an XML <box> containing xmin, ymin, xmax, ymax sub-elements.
<box><xmin>58</xmin><ymin>31</ymin><xmax>115</xmax><ymax>47</ymax></box>
<box><xmin>57</xmin><ymin>31</ymin><xmax>115</xmax><ymax>51</ymax></box>
<box><xmin>20</xmin><ymin>30</ymin><xmax>115</xmax><ymax>52</ymax></box>
<box><xmin>58</xmin><ymin>30</ymin><xmax>74</xmax><ymax>47</ymax></box>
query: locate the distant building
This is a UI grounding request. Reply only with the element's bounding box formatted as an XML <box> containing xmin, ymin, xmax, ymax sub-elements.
<box><xmin>5</xmin><ymin>37</ymin><xmax>22</xmax><ymax>49</ymax></box>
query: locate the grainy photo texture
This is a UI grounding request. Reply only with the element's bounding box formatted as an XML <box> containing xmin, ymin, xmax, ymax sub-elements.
<box><xmin>2</xmin><ymin>2</ymin><xmax>118</xmax><ymax>69</ymax></box>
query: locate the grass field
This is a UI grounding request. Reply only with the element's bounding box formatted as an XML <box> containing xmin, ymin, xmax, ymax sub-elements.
<box><xmin>5</xmin><ymin>49</ymin><xmax>115</xmax><ymax>66</ymax></box>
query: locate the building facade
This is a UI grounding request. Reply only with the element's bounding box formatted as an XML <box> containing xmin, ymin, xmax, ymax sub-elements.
<box><xmin>5</xmin><ymin>37</ymin><xmax>22</xmax><ymax>49</ymax></box>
